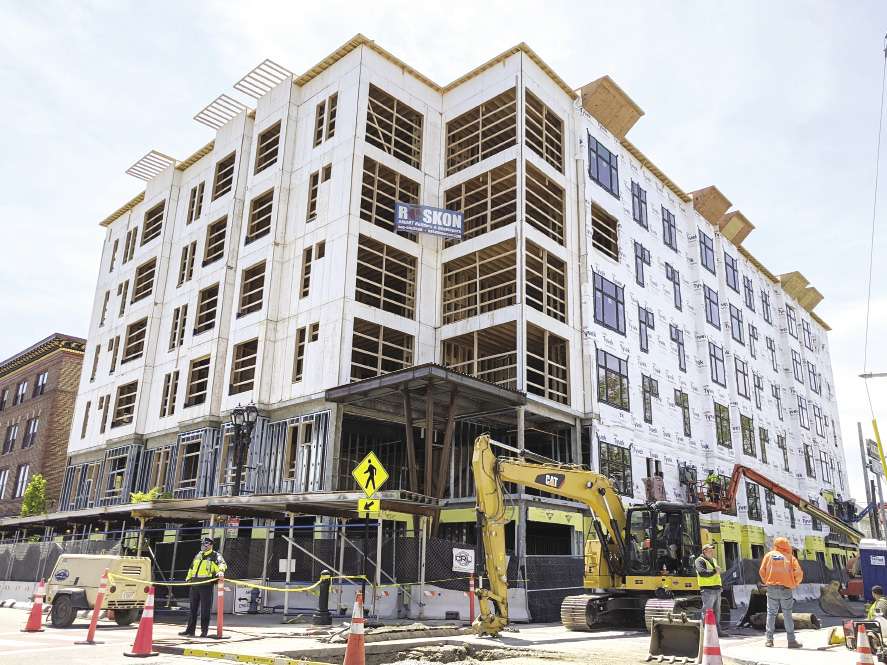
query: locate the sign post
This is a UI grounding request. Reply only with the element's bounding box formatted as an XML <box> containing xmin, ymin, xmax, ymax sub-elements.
<box><xmin>352</xmin><ymin>452</ymin><xmax>389</xmax><ymax>602</ymax></box>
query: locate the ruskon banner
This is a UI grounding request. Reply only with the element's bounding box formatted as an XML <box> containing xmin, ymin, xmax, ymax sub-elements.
<box><xmin>394</xmin><ymin>202</ymin><xmax>464</xmax><ymax>239</ymax></box>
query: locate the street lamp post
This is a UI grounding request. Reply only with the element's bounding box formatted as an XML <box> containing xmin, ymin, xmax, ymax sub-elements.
<box><xmin>229</xmin><ymin>403</ymin><xmax>259</xmax><ymax>497</ymax></box>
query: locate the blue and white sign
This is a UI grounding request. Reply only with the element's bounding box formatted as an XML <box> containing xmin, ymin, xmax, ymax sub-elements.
<box><xmin>394</xmin><ymin>202</ymin><xmax>464</xmax><ymax>239</ymax></box>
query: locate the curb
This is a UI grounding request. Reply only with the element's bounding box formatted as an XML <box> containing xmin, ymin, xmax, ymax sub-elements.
<box><xmin>155</xmin><ymin>636</ymin><xmax>472</xmax><ymax>663</ymax></box>
<box><xmin>169</xmin><ymin>647</ymin><xmax>328</xmax><ymax>665</ymax></box>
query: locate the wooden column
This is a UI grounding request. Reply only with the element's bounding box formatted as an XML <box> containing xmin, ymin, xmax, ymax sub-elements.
<box><xmin>402</xmin><ymin>388</ymin><xmax>418</xmax><ymax>493</ymax></box>
<box><xmin>424</xmin><ymin>382</ymin><xmax>434</xmax><ymax>495</ymax></box>
<box><xmin>433</xmin><ymin>388</ymin><xmax>458</xmax><ymax>499</ymax></box>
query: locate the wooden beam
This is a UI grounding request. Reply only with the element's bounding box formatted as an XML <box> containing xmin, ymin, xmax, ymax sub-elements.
<box><xmin>433</xmin><ymin>388</ymin><xmax>459</xmax><ymax>499</ymax></box>
<box><xmin>402</xmin><ymin>388</ymin><xmax>418</xmax><ymax>493</ymax></box>
<box><xmin>424</xmin><ymin>382</ymin><xmax>434</xmax><ymax>495</ymax></box>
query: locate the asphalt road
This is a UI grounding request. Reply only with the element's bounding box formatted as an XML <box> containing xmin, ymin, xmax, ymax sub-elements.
<box><xmin>0</xmin><ymin>608</ymin><xmax>218</xmax><ymax>665</ymax></box>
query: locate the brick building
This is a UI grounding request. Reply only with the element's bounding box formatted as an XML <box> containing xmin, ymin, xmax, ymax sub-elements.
<box><xmin>0</xmin><ymin>334</ymin><xmax>85</xmax><ymax>516</ymax></box>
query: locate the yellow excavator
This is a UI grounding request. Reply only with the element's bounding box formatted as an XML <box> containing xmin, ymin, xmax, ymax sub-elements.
<box><xmin>471</xmin><ymin>433</ymin><xmax>864</xmax><ymax>639</ymax></box>
<box><xmin>472</xmin><ymin>433</ymin><xmax>711</xmax><ymax>637</ymax></box>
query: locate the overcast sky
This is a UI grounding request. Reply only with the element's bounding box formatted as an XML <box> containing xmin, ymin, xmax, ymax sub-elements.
<box><xmin>1</xmin><ymin>1</ymin><xmax>886</xmax><ymax>503</ymax></box>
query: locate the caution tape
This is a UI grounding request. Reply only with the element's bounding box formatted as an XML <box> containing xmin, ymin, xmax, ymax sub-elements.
<box><xmin>108</xmin><ymin>571</ymin><xmax>476</xmax><ymax>594</ymax></box>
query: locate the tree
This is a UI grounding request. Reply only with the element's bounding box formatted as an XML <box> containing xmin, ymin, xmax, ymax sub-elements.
<box><xmin>20</xmin><ymin>473</ymin><xmax>47</xmax><ymax>516</ymax></box>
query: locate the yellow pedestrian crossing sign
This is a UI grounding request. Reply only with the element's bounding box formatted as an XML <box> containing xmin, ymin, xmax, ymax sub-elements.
<box><xmin>358</xmin><ymin>497</ymin><xmax>381</xmax><ymax>517</ymax></box>
<box><xmin>352</xmin><ymin>451</ymin><xmax>389</xmax><ymax>497</ymax></box>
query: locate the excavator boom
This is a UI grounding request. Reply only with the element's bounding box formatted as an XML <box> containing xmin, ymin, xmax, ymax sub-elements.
<box><xmin>471</xmin><ymin>433</ymin><xmax>627</xmax><ymax>636</ymax></box>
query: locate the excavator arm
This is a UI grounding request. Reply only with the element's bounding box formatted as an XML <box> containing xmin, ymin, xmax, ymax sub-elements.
<box><xmin>471</xmin><ymin>433</ymin><xmax>627</xmax><ymax>636</ymax></box>
<box><xmin>705</xmin><ymin>465</ymin><xmax>863</xmax><ymax>544</ymax></box>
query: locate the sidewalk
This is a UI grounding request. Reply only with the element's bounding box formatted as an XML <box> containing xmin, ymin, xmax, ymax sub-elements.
<box><xmin>722</xmin><ymin>629</ymin><xmax>855</xmax><ymax>665</ymax></box>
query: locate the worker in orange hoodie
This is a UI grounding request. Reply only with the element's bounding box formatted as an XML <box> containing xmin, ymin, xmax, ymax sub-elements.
<box><xmin>759</xmin><ymin>536</ymin><xmax>804</xmax><ymax>648</ymax></box>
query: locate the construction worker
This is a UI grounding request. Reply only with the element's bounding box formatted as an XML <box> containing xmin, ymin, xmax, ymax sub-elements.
<box><xmin>868</xmin><ymin>585</ymin><xmax>887</xmax><ymax>619</ymax></box>
<box><xmin>759</xmin><ymin>536</ymin><xmax>803</xmax><ymax>648</ymax></box>
<box><xmin>695</xmin><ymin>543</ymin><xmax>725</xmax><ymax>634</ymax></box>
<box><xmin>180</xmin><ymin>536</ymin><xmax>227</xmax><ymax>637</ymax></box>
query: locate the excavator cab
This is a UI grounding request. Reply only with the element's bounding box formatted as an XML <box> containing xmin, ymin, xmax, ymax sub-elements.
<box><xmin>625</xmin><ymin>503</ymin><xmax>701</xmax><ymax>579</ymax></box>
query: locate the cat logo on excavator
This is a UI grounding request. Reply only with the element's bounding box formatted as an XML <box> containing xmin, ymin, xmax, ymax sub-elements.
<box><xmin>536</xmin><ymin>473</ymin><xmax>564</xmax><ymax>488</ymax></box>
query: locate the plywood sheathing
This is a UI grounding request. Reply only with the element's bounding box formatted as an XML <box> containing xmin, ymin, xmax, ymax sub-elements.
<box><xmin>798</xmin><ymin>286</ymin><xmax>824</xmax><ymax>311</ymax></box>
<box><xmin>577</xmin><ymin>76</ymin><xmax>643</xmax><ymax>140</ymax></box>
<box><xmin>719</xmin><ymin>210</ymin><xmax>755</xmax><ymax>245</ymax></box>
<box><xmin>778</xmin><ymin>271</ymin><xmax>809</xmax><ymax>299</ymax></box>
<box><xmin>778</xmin><ymin>271</ymin><xmax>824</xmax><ymax>312</ymax></box>
<box><xmin>690</xmin><ymin>186</ymin><xmax>732</xmax><ymax>227</ymax></box>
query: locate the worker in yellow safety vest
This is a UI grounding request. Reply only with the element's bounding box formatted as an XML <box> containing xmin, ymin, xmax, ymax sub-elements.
<box><xmin>180</xmin><ymin>536</ymin><xmax>228</xmax><ymax>637</ymax></box>
<box><xmin>868</xmin><ymin>585</ymin><xmax>887</xmax><ymax>619</ymax></box>
<box><xmin>695</xmin><ymin>542</ymin><xmax>726</xmax><ymax>635</ymax></box>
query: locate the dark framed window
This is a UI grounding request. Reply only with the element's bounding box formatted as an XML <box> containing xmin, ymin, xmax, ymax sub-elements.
<box><xmin>634</xmin><ymin>242</ymin><xmax>651</xmax><ymax>286</ymax></box>
<box><xmin>735</xmin><ymin>357</ymin><xmax>750</xmax><ymax>398</ymax></box>
<box><xmin>638</xmin><ymin>306</ymin><xmax>655</xmax><ymax>353</ymax></box>
<box><xmin>778</xmin><ymin>434</ymin><xmax>789</xmax><ymax>471</ymax></box>
<box><xmin>631</xmin><ymin>181</ymin><xmax>648</xmax><ymax>228</ymax></box>
<box><xmin>753</xmin><ymin>373</ymin><xmax>764</xmax><ymax>409</ymax></box>
<box><xmin>813</xmin><ymin>404</ymin><xmax>825</xmax><ymax>437</ymax></box>
<box><xmin>662</xmin><ymin>207</ymin><xmax>677</xmax><ymax>251</ymax></box>
<box><xmin>725</xmin><ymin>253</ymin><xmax>739</xmax><ymax>291</ymax></box>
<box><xmin>746</xmin><ymin>482</ymin><xmax>762</xmax><ymax>521</ymax></box>
<box><xmin>807</xmin><ymin>362</ymin><xmax>821</xmax><ymax>395</ymax></box>
<box><xmin>600</xmin><ymin>440</ymin><xmax>632</xmax><ymax>496</ymax></box>
<box><xmin>786</xmin><ymin>305</ymin><xmax>798</xmax><ymax>338</ymax></box>
<box><xmin>797</xmin><ymin>396</ymin><xmax>809</xmax><ymax>429</ymax></box>
<box><xmin>749</xmin><ymin>324</ymin><xmax>759</xmax><ymax>358</ymax></box>
<box><xmin>772</xmin><ymin>384</ymin><xmax>783</xmax><ymax>420</ymax></box>
<box><xmin>709</xmin><ymin>342</ymin><xmax>726</xmax><ymax>386</ymax></box>
<box><xmin>804</xmin><ymin>443</ymin><xmax>816</xmax><ymax>478</ymax></box>
<box><xmin>670</xmin><ymin>324</ymin><xmax>686</xmax><ymax>372</ymax></box>
<box><xmin>743</xmin><ymin>276</ymin><xmax>755</xmax><ymax>311</ymax></box>
<box><xmin>665</xmin><ymin>263</ymin><xmax>681</xmax><ymax>310</ymax></box>
<box><xmin>766</xmin><ymin>337</ymin><xmax>777</xmax><ymax>371</ymax></box>
<box><xmin>761</xmin><ymin>290</ymin><xmax>772</xmax><ymax>324</ymax></box>
<box><xmin>597</xmin><ymin>349</ymin><xmax>629</xmax><ymax>410</ymax></box>
<box><xmin>729</xmin><ymin>305</ymin><xmax>744</xmax><ymax>344</ymax></box>
<box><xmin>802</xmin><ymin>320</ymin><xmax>814</xmax><ymax>351</ymax></box>
<box><xmin>759</xmin><ymin>427</ymin><xmax>769</xmax><ymax>464</ymax></box>
<box><xmin>714</xmin><ymin>402</ymin><xmax>731</xmax><ymax>448</ymax></box>
<box><xmin>792</xmin><ymin>350</ymin><xmax>804</xmax><ymax>384</ymax></box>
<box><xmin>703</xmin><ymin>285</ymin><xmax>720</xmax><ymax>329</ymax></box>
<box><xmin>588</xmin><ymin>135</ymin><xmax>619</xmax><ymax>198</ymax></box>
<box><xmin>741</xmin><ymin>414</ymin><xmax>755</xmax><ymax>456</ymax></box>
<box><xmin>641</xmin><ymin>374</ymin><xmax>659</xmax><ymax>424</ymax></box>
<box><xmin>675</xmin><ymin>389</ymin><xmax>691</xmax><ymax>436</ymax></box>
<box><xmin>593</xmin><ymin>273</ymin><xmax>625</xmax><ymax>334</ymax></box>
<box><xmin>699</xmin><ymin>230</ymin><xmax>716</xmax><ymax>274</ymax></box>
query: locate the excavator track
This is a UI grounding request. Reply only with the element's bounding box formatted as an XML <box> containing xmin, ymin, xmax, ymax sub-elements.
<box><xmin>644</xmin><ymin>597</ymin><xmax>700</xmax><ymax>632</ymax></box>
<box><xmin>560</xmin><ymin>594</ymin><xmax>604</xmax><ymax>631</ymax></box>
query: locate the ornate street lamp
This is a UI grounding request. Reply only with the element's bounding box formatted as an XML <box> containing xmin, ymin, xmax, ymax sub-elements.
<box><xmin>230</xmin><ymin>403</ymin><xmax>259</xmax><ymax>497</ymax></box>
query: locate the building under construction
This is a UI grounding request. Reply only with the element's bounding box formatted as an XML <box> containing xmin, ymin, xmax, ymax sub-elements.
<box><xmin>0</xmin><ymin>35</ymin><xmax>853</xmax><ymax>605</ymax></box>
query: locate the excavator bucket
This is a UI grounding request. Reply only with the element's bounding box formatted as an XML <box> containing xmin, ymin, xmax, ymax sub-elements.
<box><xmin>647</xmin><ymin>614</ymin><xmax>702</xmax><ymax>663</ymax></box>
<box><xmin>819</xmin><ymin>581</ymin><xmax>861</xmax><ymax>618</ymax></box>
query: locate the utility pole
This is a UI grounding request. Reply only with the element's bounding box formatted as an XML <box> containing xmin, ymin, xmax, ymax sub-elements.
<box><xmin>860</xmin><ymin>422</ymin><xmax>879</xmax><ymax>538</ymax></box>
<box><xmin>875</xmin><ymin>469</ymin><xmax>886</xmax><ymax>540</ymax></box>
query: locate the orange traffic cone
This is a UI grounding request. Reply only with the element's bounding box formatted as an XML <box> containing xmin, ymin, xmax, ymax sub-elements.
<box><xmin>857</xmin><ymin>624</ymin><xmax>876</xmax><ymax>665</ymax></box>
<box><xmin>21</xmin><ymin>579</ymin><xmax>46</xmax><ymax>633</ymax></box>
<box><xmin>343</xmin><ymin>592</ymin><xmax>366</xmax><ymax>665</ymax></box>
<box><xmin>76</xmin><ymin>568</ymin><xmax>108</xmax><ymax>645</ymax></box>
<box><xmin>124</xmin><ymin>586</ymin><xmax>158</xmax><ymax>658</ymax></box>
<box><xmin>700</xmin><ymin>608</ymin><xmax>723</xmax><ymax>665</ymax></box>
